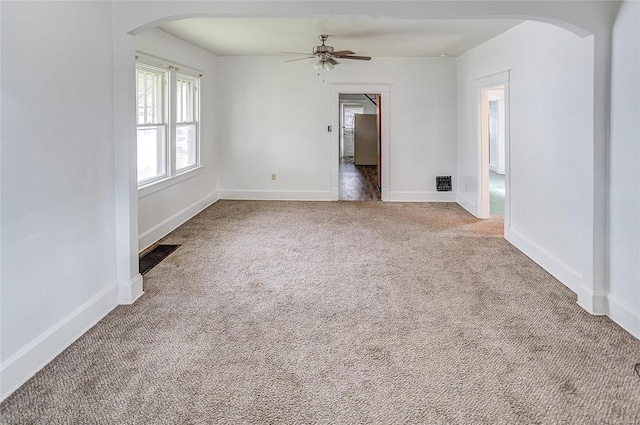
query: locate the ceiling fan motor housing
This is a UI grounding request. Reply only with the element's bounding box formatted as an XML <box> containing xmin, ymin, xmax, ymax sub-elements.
<box><xmin>313</xmin><ymin>45</ymin><xmax>334</xmax><ymax>55</ymax></box>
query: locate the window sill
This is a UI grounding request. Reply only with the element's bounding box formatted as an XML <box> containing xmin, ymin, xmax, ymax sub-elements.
<box><xmin>138</xmin><ymin>166</ymin><xmax>203</xmax><ymax>199</ymax></box>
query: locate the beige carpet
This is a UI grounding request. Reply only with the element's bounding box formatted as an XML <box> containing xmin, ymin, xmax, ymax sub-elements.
<box><xmin>2</xmin><ymin>200</ymin><xmax>639</xmax><ymax>424</ymax></box>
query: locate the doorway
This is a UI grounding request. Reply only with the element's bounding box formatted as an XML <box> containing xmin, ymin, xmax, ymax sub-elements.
<box><xmin>477</xmin><ymin>71</ymin><xmax>510</xmax><ymax>234</ymax></box>
<box><xmin>330</xmin><ymin>84</ymin><xmax>390</xmax><ymax>201</ymax></box>
<box><xmin>487</xmin><ymin>86</ymin><xmax>506</xmax><ymax>216</ymax></box>
<box><xmin>338</xmin><ymin>94</ymin><xmax>381</xmax><ymax>201</ymax></box>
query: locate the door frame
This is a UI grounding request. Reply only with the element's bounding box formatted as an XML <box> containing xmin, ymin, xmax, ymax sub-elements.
<box><xmin>476</xmin><ymin>71</ymin><xmax>511</xmax><ymax>235</ymax></box>
<box><xmin>331</xmin><ymin>84</ymin><xmax>390</xmax><ymax>201</ymax></box>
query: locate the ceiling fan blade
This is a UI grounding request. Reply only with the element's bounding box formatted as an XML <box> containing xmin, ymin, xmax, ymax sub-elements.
<box><xmin>284</xmin><ymin>56</ymin><xmax>316</xmax><ymax>62</ymax></box>
<box><xmin>331</xmin><ymin>50</ymin><xmax>355</xmax><ymax>57</ymax></box>
<box><xmin>340</xmin><ymin>55</ymin><xmax>372</xmax><ymax>61</ymax></box>
<box><xmin>280</xmin><ymin>51</ymin><xmax>313</xmax><ymax>55</ymax></box>
<box><xmin>326</xmin><ymin>58</ymin><xmax>339</xmax><ymax>65</ymax></box>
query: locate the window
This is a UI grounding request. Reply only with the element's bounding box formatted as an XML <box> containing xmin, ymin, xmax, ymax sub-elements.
<box><xmin>175</xmin><ymin>75</ymin><xmax>198</xmax><ymax>172</ymax></box>
<box><xmin>136</xmin><ymin>65</ymin><xmax>167</xmax><ymax>184</ymax></box>
<box><xmin>136</xmin><ymin>61</ymin><xmax>200</xmax><ymax>188</ymax></box>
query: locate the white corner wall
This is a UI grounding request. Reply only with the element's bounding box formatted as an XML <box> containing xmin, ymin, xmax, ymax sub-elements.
<box><xmin>1</xmin><ymin>2</ymin><xmax>119</xmax><ymax>400</ymax></box>
<box><xmin>608</xmin><ymin>0</ymin><xmax>640</xmax><ymax>338</ymax></box>
<box><xmin>457</xmin><ymin>22</ymin><xmax>594</xmax><ymax>298</ymax></box>
<box><xmin>135</xmin><ymin>29</ymin><xmax>219</xmax><ymax>252</ymax></box>
<box><xmin>216</xmin><ymin>57</ymin><xmax>458</xmax><ymax>201</ymax></box>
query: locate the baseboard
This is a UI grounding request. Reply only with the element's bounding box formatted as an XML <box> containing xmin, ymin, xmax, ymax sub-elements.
<box><xmin>575</xmin><ymin>285</ymin><xmax>608</xmax><ymax>315</ymax></box>
<box><xmin>456</xmin><ymin>194</ymin><xmax>477</xmax><ymax>217</ymax></box>
<box><xmin>0</xmin><ymin>286</ymin><xmax>118</xmax><ymax>402</ymax></box>
<box><xmin>138</xmin><ymin>191</ymin><xmax>219</xmax><ymax>253</ymax></box>
<box><xmin>218</xmin><ymin>189</ymin><xmax>333</xmax><ymax>201</ymax></box>
<box><xmin>607</xmin><ymin>294</ymin><xmax>640</xmax><ymax>339</ymax></box>
<box><xmin>507</xmin><ymin>227</ymin><xmax>583</xmax><ymax>295</ymax></box>
<box><xmin>119</xmin><ymin>273</ymin><xmax>143</xmax><ymax>305</ymax></box>
<box><xmin>387</xmin><ymin>191</ymin><xmax>457</xmax><ymax>202</ymax></box>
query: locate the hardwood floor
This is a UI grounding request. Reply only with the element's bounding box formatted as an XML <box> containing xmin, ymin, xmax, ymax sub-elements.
<box><xmin>339</xmin><ymin>156</ymin><xmax>381</xmax><ymax>201</ymax></box>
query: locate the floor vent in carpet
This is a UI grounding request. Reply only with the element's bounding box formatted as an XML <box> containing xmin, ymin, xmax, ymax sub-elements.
<box><xmin>139</xmin><ymin>244</ymin><xmax>180</xmax><ymax>275</ymax></box>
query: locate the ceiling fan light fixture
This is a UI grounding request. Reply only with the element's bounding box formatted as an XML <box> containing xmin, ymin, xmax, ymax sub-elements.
<box><xmin>314</xmin><ymin>60</ymin><xmax>324</xmax><ymax>71</ymax></box>
<box><xmin>323</xmin><ymin>61</ymin><xmax>334</xmax><ymax>71</ymax></box>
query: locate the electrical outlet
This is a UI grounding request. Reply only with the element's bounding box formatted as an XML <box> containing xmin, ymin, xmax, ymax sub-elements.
<box><xmin>271</xmin><ymin>173</ymin><xmax>276</xmax><ymax>180</ymax></box>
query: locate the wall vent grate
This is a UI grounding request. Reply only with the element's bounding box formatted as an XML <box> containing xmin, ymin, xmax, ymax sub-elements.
<box><xmin>436</xmin><ymin>176</ymin><xmax>452</xmax><ymax>192</ymax></box>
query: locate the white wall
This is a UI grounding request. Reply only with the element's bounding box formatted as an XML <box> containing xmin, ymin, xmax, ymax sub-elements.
<box><xmin>457</xmin><ymin>22</ymin><xmax>594</xmax><ymax>297</ymax></box>
<box><xmin>608</xmin><ymin>0</ymin><xmax>640</xmax><ymax>337</ymax></box>
<box><xmin>1</xmin><ymin>2</ymin><xmax>118</xmax><ymax>399</ymax></box>
<box><xmin>135</xmin><ymin>29</ymin><xmax>219</xmax><ymax>252</ymax></box>
<box><xmin>216</xmin><ymin>57</ymin><xmax>458</xmax><ymax>201</ymax></box>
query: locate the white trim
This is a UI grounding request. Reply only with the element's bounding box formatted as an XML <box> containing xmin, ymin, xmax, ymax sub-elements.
<box><xmin>135</xmin><ymin>51</ymin><xmax>204</xmax><ymax>77</ymax></box>
<box><xmin>507</xmin><ymin>227</ymin><xmax>583</xmax><ymax>295</ymax></box>
<box><xmin>118</xmin><ymin>273</ymin><xmax>144</xmax><ymax>305</ymax></box>
<box><xmin>0</xmin><ymin>287</ymin><xmax>118</xmax><ymax>402</ymax></box>
<box><xmin>138</xmin><ymin>190</ymin><xmax>219</xmax><ymax>253</ymax></box>
<box><xmin>576</xmin><ymin>285</ymin><xmax>608</xmax><ymax>315</ymax></box>
<box><xmin>219</xmin><ymin>190</ymin><xmax>332</xmax><ymax>201</ymax></box>
<box><xmin>457</xmin><ymin>194</ymin><xmax>477</xmax><ymax>216</ymax></box>
<box><xmin>607</xmin><ymin>294</ymin><xmax>640</xmax><ymax>339</ymax></box>
<box><xmin>474</xmin><ymin>71</ymin><xmax>511</xmax><ymax>88</ymax></box>
<box><xmin>138</xmin><ymin>166</ymin><xmax>202</xmax><ymax>198</ymax></box>
<box><xmin>388</xmin><ymin>191</ymin><xmax>457</xmax><ymax>202</ymax></box>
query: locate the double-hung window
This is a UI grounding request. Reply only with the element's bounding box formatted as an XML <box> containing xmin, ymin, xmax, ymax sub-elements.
<box><xmin>136</xmin><ymin>64</ymin><xmax>168</xmax><ymax>185</ymax></box>
<box><xmin>175</xmin><ymin>75</ymin><xmax>199</xmax><ymax>172</ymax></box>
<box><xmin>136</xmin><ymin>60</ymin><xmax>201</xmax><ymax>189</ymax></box>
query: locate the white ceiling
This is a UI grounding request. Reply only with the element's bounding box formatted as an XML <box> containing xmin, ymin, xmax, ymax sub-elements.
<box><xmin>158</xmin><ymin>17</ymin><xmax>524</xmax><ymax>58</ymax></box>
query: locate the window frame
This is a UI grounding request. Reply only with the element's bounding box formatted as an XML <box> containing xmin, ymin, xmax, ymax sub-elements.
<box><xmin>136</xmin><ymin>64</ymin><xmax>169</xmax><ymax>186</ymax></box>
<box><xmin>174</xmin><ymin>73</ymin><xmax>200</xmax><ymax>174</ymax></box>
<box><xmin>135</xmin><ymin>54</ymin><xmax>202</xmax><ymax>197</ymax></box>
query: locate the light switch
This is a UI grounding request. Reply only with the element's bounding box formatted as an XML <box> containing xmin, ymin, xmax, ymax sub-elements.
<box><xmin>327</xmin><ymin>125</ymin><xmax>332</xmax><ymax>132</ymax></box>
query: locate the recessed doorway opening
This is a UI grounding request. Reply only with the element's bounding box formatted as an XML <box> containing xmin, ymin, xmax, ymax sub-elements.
<box><xmin>488</xmin><ymin>86</ymin><xmax>506</xmax><ymax>216</ymax></box>
<box><xmin>477</xmin><ymin>71</ymin><xmax>510</xmax><ymax>236</ymax></box>
<box><xmin>338</xmin><ymin>93</ymin><xmax>381</xmax><ymax>201</ymax></box>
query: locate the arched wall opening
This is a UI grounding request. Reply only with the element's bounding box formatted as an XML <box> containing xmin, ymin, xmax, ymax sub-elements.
<box><xmin>112</xmin><ymin>2</ymin><xmax>607</xmax><ymax>323</ymax></box>
<box><xmin>0</xmin><ymin>0</ymin><xmax>623</xmax><ymax>406</ymax></box>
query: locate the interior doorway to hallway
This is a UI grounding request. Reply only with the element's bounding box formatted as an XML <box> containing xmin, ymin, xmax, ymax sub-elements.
<box><xmin>338</xmin><ymin>93</ymin><xmax>381</xmax><ymax>201</ymax></box>
<box><xmin>476</xmin><ymin>71</ymin><xmax>510</xmax><ymax>235</ymax></box>
<box><xmin>487</xmin><ymin>86</ymin><xmax>506</xmax><ymax>216</ymax></box>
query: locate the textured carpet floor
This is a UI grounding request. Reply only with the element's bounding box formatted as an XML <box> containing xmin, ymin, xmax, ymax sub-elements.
<box><xmin>2</xmin><ymin>201</ymin><xmax>639</xmax><ymax>424</ymax></box>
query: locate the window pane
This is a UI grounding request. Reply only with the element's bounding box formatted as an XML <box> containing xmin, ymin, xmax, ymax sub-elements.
<box><xmin>176</xmin><ymin>76</ymin><xmax>194</xmax><ymax>123</ymax></box>
<box><xmin>136</xmin><ymin>67</ymin><xmax>164</xmax><ymax>125</ymax></box>
<box><xmin>176</xmin><ymin>124</ymin><xmax>197</xmax><ymax>171</ymax></box>
<box><xmin>137</xmin><ymin>126</ymin><xmax>166</xmax><ymax>183</ymax></box>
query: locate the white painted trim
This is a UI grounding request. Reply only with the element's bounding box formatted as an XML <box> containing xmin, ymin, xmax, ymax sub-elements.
<box><xmin>607</xmin><ymin>294</ymin><xmax>640</xmax><ymax>339</ymax></box>
<box><xmin>138</xmin><ymin>190</ymin><xmax>219</xmax><ymax>253</ymax></box>
<box><xmin>457</xmin><ymin>194</ymin><xmax>477</xmax><ymax>216</ymax></box>
<box><xmin>507</xmin><ymin>227</ymin><xmax>583</xmax><ymax>295</ymax></box>
<box><xmin>388</xmin><ymin>191</ymin><xmax>457</xmax><ymax>202</ymax></box>
<box><xmin>576</xmin><ymin>286</ymin><xmax>608</xmax><ymax>315</ymax></box>
<box><xmin>0</xmin><ymin>286</ymin><xmax>118</xmax><ymax>402</ymax></box>
<box><xmin>474</xmin><ymin>70</ymin><xmax>511</xmax><ymax>88</ymax></box>
<box><xmin>138</xmin><ymin>166</ymin><xmax>203</xmax><ymax>198</ymax></box>
<box><xmin>219</xmin><ymin>190</ymin><xmax>332</xmax><ymax>201</ymax></box>
<box><xmin>118</xmin><ymin>273</ymin><xmax>144</xmax><ymax>305</ymax></box>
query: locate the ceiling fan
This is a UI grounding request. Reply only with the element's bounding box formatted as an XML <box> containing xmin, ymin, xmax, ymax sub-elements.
<box><xmin>283</xmin><ymin>34</ymin><xmax>372</xmax><ymax>71</ymax></box>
